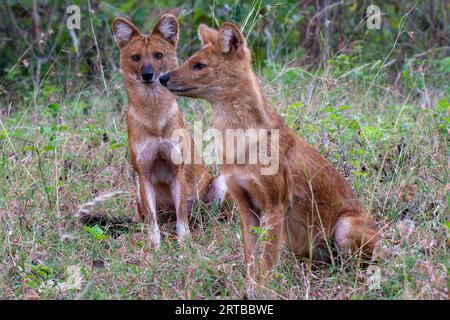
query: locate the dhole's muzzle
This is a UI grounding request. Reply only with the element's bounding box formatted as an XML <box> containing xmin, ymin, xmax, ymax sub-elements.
<box><xmin>158</xmin><ymin>73</ymin><xmax>170</xmax><ymax>86</ymax></box>
<box><xmin>159</xmin><ymin>72</ymin><xmax>196</xmax><ymax>94</ymax></box>
<box><xmin>141</xmin><ymin>64</ymin><xmax>154</xmax><ymax>83</ymax></box>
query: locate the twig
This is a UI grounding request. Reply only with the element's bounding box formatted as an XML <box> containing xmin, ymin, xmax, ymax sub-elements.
<box><xmin>87</xmin><ymin>0</ymin><xmax>109</xmax><ymax>97</ymax></box>
<box><xmin>360</xmin><ymin>6</ymin><xmax>416</xmax><ymax>103</ymax></box>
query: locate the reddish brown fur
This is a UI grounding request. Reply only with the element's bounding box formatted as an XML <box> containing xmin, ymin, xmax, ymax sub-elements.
<box><xmin>112</xmin><ymin>15</ymin><xmax>215</xmax><ymax>247</ymax></box>
<box><xmin>161</xmin><ymin>22</ymin><xmax>378</xmax><ymax>281</ymax></box>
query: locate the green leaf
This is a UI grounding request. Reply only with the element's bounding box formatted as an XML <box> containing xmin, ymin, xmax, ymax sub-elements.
<box><xmin>288</xmin><ymin>102</ymin><xmax>304</xmax><ymax>110</ymax></box>
<box><xmin>436</xmin><ymin>98</ymin><xmax>449</xmax><ymax>113</ymax></box>
<box><xmin>47</xmin><ymin>103</ymin><xmax>60</xmax><ymax>117</ymax></box>
<box><xmin>250</xmin><ymin>226</ymin><xmax>267</xmax><ymax>236</ymax></box>
<box><xmin>110</xmin><ymin>142</ymin><xmax>126</xmax><ymax>150</ymax></box>
<box><xmin>84</xmin><ymin>224</ymin><xmax>108</xmax><ymax>241</ymax></box>
<box><xmin>44</xmin><ymin>143</ymin><xmax>55</xmax><ymax>151</ymax></box>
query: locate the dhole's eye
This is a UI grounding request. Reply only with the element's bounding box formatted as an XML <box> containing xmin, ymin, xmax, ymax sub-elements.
<box><xmin>193</xmin><ymin>63</ymin><xmax>207</xmax><ymax>71</ymax></box>
<box><xmin>154</xmin><ymin>52</ymin><xmax>163</xmax><ymax>60</ymax></box>
<box><xmin>131</xmin><ymin>54</ymin><xmax>140</xmax><ymax>62</ymax></box>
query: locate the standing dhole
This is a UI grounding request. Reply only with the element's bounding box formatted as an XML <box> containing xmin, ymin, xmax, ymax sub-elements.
<box><xmin>112</xmin><ymin>15</ymin><xmax>226</xmax><ymax>248</ymax></box>
<box><xmin>159</xmin><ymin>22</ymin><xmax>378</xmax><ymax>282</ymax></box>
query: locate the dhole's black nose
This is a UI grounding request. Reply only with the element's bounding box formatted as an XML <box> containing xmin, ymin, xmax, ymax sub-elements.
<box><xmin>159</xmin><ymin>73</ymin><xmax>170</xmax><ymax>86</ymax></box>
<box><xmin>141</xmin><ymin>65</ymin><xmax>153</xmax><ymax>82</ymax></box>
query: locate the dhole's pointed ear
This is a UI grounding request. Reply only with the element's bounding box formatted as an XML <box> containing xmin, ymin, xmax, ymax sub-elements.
<box><xmin>198</xmin><ymin>24</ymin><xmax>218</xmax><ymax>46</ymax></box>
<box><xmin>218</xmin><ymin>22</ymin><xmax>246</xmax><ymax>56</ymax></box>
<box><xmin>152</xmin><ymin>14</ymin><xmax>179</xmax><ymax>47</ymax></box>
<box><xmin>112</xmin><ymin>17</ymin><xmax>140</xmax><ymax>48</ymax></box>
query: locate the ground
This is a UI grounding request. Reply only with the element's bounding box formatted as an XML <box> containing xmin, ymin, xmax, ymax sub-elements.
<box><xmin>0</xmin><ymin>61</ymin><xmax>448</xmax><ymax>299</ymax></box>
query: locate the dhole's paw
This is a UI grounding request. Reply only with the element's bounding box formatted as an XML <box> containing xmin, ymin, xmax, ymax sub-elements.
<box><xmin>176</xmin><ymin>221</ymin><xmax>190</xmax><ymax>246</ymax></box>
<box><xmin>150</xmin><ymin>225</ymin><xmax>161</xmax><ymax>250</ymax></box>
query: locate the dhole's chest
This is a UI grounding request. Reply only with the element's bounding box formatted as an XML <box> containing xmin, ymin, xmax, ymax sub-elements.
<box><xmin>132</xmin><ymin>137</ymin><xmax>179</xmax><ymax>167</ymax></box>
<box><xmin>130</xmin><ymin>136</ymin><xmax>179</xmax><ymax>186</ymax></box>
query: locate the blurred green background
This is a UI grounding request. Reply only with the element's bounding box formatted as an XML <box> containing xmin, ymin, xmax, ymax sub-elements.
<box><xmin>1</xmin><ymin>0</ymin><xmax>449</xmax><ymax>106</ymax></box>
<box><xmin>0</xmin><ymin>1</ymin><xmax>449</xmax><ymax>300</ymax></box>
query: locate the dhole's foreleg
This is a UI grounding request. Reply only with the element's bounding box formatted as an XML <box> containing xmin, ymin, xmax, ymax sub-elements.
<box><xmin>260</xmin><ymin>204</ymin><xmax>285</xmax><ymax>279</ymax></box>
<box><xmin>333</xmin><ymin>212</ymin><xmax>378</xmax><ymax>259</ymax></box>
<box><xmin>135</xmin><ymin>176</ymin><xmax>146</xmax><ymax>221</ymax></box>
<box><xmin>139</xmin><ymin>174</ymin><xmax>161</xmax><ymax>249</ymax></box>
<box><xmin>239</xmin><ymin>204</ymin><xmax>260</xmax><ymax>282</ymax></box>
<box><xmin>228</xmin><ymin>183</ymin><xmax>260</xmax><ymax>281</ymax></box>
<box><xmin>171</xmin><ymin>167</ymin><xmax>190</xmax><ymax>245</ymax></box>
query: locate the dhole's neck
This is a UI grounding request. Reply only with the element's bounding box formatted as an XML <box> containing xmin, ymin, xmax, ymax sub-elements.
<box><xmin>125</xmin><ymin>82</ymin><xmax>181</xmax><ymax>134</ymax></box>
<box><xmin>126</xmin><ymin>82</ymin><xmax>174</xmax><ymax>114</ymax></box>
<box><xmin>210</xmin><ymin>71</ymin><xmax>273</xmax><ymax>129</ymax></box>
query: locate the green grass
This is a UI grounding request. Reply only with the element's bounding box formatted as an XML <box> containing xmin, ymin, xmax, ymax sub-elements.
<box><xmin>0</xmin><ymin>59</ymin><xmax>448</xmax><ymax>299</ymax></box>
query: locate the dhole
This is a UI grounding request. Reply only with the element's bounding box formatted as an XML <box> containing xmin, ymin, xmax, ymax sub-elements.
<box><xmin>112</xmin><ymin>15</ymin><xmax>226</xmax><ymax>248</ymax></box>
<box><xmin>160</xmin><ymin>22</ymin><xmax>378</xmax><ymax>281</ymax></box>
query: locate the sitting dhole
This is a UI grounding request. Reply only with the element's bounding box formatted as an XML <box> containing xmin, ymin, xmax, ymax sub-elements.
<box><xmin>159</xmin><ymin>22</ymin><xmax>378</xmax><ymax>281</ymax></box>
<box><xmin>112</xmin><ymin>15</ymin><xmax>226</xmax><ymax>248</ymax></box>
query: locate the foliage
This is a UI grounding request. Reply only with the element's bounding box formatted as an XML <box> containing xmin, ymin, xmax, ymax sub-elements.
<box><xmin>0</xmin><ymin>0</ymin><xmax>448</xmax><ymax>300</ymax></box>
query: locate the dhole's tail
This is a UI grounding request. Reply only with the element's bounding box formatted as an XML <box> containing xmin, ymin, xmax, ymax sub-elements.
<box><xmin>333</xmin><ymin>212</ymin><xmax>379</xmax><ymax>259</ymax></box>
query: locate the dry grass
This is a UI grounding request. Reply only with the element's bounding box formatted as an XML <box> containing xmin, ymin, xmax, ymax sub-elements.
<box><xmin>0</xmin><ymin>58</ymin><xmax>448</xmax><ymax>300</ymax></box>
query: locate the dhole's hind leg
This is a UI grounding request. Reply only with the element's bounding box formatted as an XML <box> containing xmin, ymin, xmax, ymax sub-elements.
<box><xmin>333</xmin><ymin>213</ymin><xmax>378</xmax><ymax>260</ymax></box>
<box><xmin>285</xmin><ymin>217</ymin><xmax>333</xmax><ymax>263</ymax></box>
